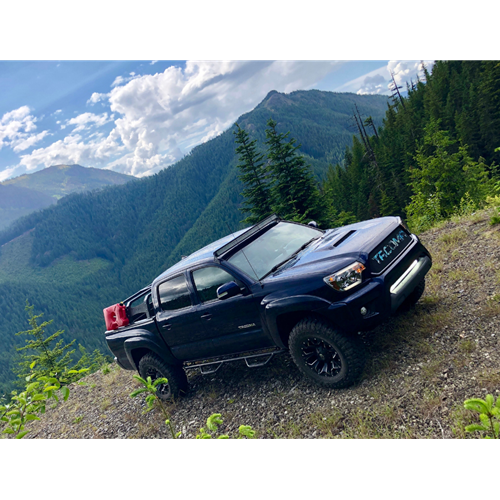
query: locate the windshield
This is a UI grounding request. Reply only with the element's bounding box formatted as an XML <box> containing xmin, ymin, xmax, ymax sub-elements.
<box><xmin>227</xmin><ymin>222</ymin><xmax>321</xmax><ymax>280</ymax></box>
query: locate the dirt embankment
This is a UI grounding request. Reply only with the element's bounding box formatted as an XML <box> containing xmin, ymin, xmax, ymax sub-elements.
<box><xmin>26</xmin><ymin>210</ymin><xmax>500</xmax><ymax>439</ymax></box>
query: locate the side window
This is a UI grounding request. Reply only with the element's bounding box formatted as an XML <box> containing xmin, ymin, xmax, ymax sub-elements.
<box><xmin>158</xmin><ymin>275</ymin><xmax>192</xmax><ymax>311</ymax></box>
<box><xmin>192</xmin><ymin>267</ymin><xmax>235</xmax><ymax>303</ymax></box>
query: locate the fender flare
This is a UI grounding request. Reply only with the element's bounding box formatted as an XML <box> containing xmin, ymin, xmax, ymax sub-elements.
<box><xmin>123</xmin><ymin>330</ymin><xmax>180</xmax><ymax>370</ymax></box>
<box><xmin>263</xmin><ymin>295</ymin><xmax>333</xmax><ymax>347</ymax></box>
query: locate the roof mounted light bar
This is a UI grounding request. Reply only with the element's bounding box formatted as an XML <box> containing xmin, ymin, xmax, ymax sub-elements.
<box><xmin>214</xmin><ymin>214</ymin><xmax>280</xmax><ymax>258</ymax></box>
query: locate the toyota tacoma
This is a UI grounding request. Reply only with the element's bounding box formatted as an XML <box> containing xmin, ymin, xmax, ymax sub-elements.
<box><xmin>104</xmin><ymin>214</ymin><xmax>432</xmax><ymax>399</ymax></box>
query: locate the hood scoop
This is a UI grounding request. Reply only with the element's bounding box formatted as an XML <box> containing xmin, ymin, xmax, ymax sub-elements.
<box><xmin>331</xmin><ymin>230</ymin><xmax>356</xmax><ymax>248</ymax></box>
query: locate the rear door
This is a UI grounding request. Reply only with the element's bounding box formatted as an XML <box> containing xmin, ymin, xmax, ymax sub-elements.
<box><xmin>155</xmin><ymin>273</ymin><xmax>211</xmax><ymax>361</ymax></box>
<box><xmin>190</xmin><ymin>265</ymin><xmax>273</xmax><ymax>355</ymax></box>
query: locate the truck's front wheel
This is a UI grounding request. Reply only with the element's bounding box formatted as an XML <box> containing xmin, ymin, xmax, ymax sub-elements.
<box><xmin>288</xmin><ymin>317</ymin><xmax>365</xmax><ymax>389</ymax></box>
<box><xmin>138</xmin><ymin>353</ymin><xmax>188</xmax><ymax>400</ymax></box>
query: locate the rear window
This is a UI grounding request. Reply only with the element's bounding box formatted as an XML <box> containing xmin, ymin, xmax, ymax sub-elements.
<box><xmin>158</xmin><ymin>275</ymin><xmax>192</xmax><ymax>311</ymax></box>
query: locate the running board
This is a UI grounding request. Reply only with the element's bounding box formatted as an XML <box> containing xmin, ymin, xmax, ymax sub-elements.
<box><xmin>200</xmin><ymin>363</ymin><xmax>222</xmax><ymax>375</ymax></box>
<box><xmin>245</xmin><ymin>353</ymin><xmax>275</xmax><ymax>368</ymax></box>
<box><xmin>185</xmin><ymin>349</ymin><xmax>285</xmax><ymax>374</ymax></box>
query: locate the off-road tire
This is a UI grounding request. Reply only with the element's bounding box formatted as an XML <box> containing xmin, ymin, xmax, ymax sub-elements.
<box><xmin>138</xmin><ymin>353</ymin><xmax>188</xmax><ymax>400</ymax></box>
<box><xmin>399</xmin><ymin>278</ymin><xmax>425</xmax><ymax>312</ymax></box>
<box><xmin>288</xmin><ymin>317</ymin><xmax>365</xmax><ymax>389</ymax></box>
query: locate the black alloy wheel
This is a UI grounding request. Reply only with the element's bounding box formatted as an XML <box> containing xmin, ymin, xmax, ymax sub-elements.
<box><xmin>288</xmin><ymin>317</ymin><xmax>365</xmax><ymax>389</ymax></box>
<box><xmin>144</xmin><ymin>366</ymin><xmax>172</xmax><ymax>399</ymax></box>
<box><xmin>300</xmin><ymin>337</ymin><xmax>343</xmax><ymax>378</ymax></box>
<box><xmin>138</xmin><ymin>353</ymin><xmax>188</xmax><ymax>400</ymax></box>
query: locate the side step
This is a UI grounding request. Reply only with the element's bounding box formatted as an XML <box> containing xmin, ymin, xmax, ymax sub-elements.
<box><xmin>185</xmin><ymin>348</ymin><xmax>285</xmax><ymax>375</ymax></box>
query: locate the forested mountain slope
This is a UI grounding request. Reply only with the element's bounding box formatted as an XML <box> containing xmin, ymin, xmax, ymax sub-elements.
<box><xmin>0</xmin><ymin>184</ymin><xmax>54</xmax><ymax>231</ymax></box>
<box><xmin>0</xmin><ymin>164</ymin><xmax>134</xmax><ymax>231</ymax></box>
<box><xmin>324</xmin><ymin>61</ymin><xmax>500</xmax><ymax>222</ymax></box>
<box><xmin>0</xmin><ymin>90</ymin><xmax>388</xmax><ymax>396</ymax></box>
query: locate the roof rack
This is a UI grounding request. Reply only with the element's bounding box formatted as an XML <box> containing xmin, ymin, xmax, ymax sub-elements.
<box><xmin>213</xmin><ymin>214</ymin><xmax>280</xmax><ymax>258</ymax></box>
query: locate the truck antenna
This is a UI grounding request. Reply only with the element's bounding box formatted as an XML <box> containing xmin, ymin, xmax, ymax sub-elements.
<box><xmin>225</xmin><ymin>221</ymin><xmax>262</xmax><ymax>286</ymax></box>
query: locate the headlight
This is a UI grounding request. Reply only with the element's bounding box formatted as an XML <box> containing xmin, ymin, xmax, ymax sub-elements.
<box><xmin>324</xmin><ymin>262</ymin><xmax>366</xmax><ymax>291</ymax></box>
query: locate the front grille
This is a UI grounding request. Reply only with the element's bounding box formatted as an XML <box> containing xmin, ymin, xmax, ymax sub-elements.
<box><xmin>369</xmin><ymin>226</ymin><xmax>411</xmax><ymax>274</ymax></box>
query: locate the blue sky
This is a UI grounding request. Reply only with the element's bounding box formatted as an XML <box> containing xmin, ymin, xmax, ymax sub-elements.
<box><xmin>0</xmin><ymin>60</ymin><xmax>433</xmax><ymax>182</ymax></box>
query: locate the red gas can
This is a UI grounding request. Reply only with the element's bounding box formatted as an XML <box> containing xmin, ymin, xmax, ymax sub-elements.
<box><xmin>103</xmin><ymin>303</ymin><xmax>130</xmax><ymax>331</ymax></box>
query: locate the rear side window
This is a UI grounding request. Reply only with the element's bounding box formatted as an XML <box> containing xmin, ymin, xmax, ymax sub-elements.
<box><xmin>158</xmin><ymin>275</ymin><xmax>192</xmax><ymax>311</ymax></box>
<box><xmin>192</xmin><ymin>267</ymin><xmax>235</xmax><ymax>303</ymax></box>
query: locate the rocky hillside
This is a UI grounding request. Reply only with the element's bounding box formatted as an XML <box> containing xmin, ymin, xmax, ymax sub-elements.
<box><xmin>25</xmin><ymin>208</ymin><xmax>500</xmax><ymax>439</ymax></box>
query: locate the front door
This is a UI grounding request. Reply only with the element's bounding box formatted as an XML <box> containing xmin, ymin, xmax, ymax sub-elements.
<box><xmin>191</xmin><ymin>266</ymin><xmax>273</xmax><ymax>356</ymax></box>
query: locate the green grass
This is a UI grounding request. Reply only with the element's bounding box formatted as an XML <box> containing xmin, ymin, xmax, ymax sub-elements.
<box><xmin>308</xmin><ymin>410</ymin><xmax>343</xmax><ymax>437</ymax></box>
<box><xmin>459</xmin><ymin>339</ymin><xmax>476</xmax><ymax>354</ymax></box>
<box><xmin>339</xmin><ymin>406</ymin><xmax>416</xmax><ymax>439</ymax></box>
<box><xmin>437</xmin><ymin>228</ymin><xmax>468</xmax><ymax>246</ymax></box>
<box><xmin>478</xmin><ymin>369</ymin><xmax>500</xmax><ymax>391</ymax></box>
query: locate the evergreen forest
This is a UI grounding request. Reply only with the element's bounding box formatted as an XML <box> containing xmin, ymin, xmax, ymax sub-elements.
<box><xmin>0</xmin><ymin>90</ymin><xmax>388</xmax><ymax>396</ymax></box>
<box><xmin>0</xmin><ymin>60</ymin><xmax>499</xmax><ymax>398</ymax></box>
<box><xmin>323</xmin><ymin>61</ymin><xmax>500</xmax><ymax>225</ymax></box>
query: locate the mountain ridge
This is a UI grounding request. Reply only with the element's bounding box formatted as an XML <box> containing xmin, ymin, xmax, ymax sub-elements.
<box><xmin>0</xmin><ymin>89</ymin><xmax>389</xmax><ymax>396</ymax></box>
<box><xmin>0</xmin><ymin>164</ymin><xmax>135</xmax><ymax>231</ymax></box>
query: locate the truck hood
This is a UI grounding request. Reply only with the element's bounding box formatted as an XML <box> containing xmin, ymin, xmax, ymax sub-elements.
<box><xmin>264</xmin><ymin>217</ymin><xmax>401</xmax><ymax>281</ymax></box>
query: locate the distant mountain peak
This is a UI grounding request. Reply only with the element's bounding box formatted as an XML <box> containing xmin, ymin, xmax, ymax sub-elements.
<box><xmin>0</xmin><ymin>164</ymin><xmax>134</xmax><ymax>231</ymax></box>
<box><xmin>257</xmin><ymin>90</ymin><xmax>296</xmax><ymax>111</ymax></box>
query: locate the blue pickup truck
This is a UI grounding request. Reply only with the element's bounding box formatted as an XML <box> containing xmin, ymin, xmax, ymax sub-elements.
<box><xmin>104</xmin><ymin>215</ymin><xmax>432</xmax><ymax>399</ymax></box>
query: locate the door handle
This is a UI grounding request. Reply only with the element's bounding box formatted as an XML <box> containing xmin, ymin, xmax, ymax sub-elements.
<box><xmin>200</xmin><ymin>313</ymin><xmax>212</xmax><ymax>320</ymax></box>
<box><xmin>161</xmin><ymin>323</ymin><xmax>172</xmax><ymax>330</ymax></box>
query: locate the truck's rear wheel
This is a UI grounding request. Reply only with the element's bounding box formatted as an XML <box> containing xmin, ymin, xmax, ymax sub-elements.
<box><xmin>288</xmin><ymin>317</ymin><xmax>365</xmax><ymax>389</ymax></box>
<box><xmin>138</xmin><ymin>353</ymin><xmax>188</xmax><ymax>400</ymax></box>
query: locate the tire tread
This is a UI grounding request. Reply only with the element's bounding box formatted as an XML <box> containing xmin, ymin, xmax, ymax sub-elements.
<box><xmin>138</xmin><ymin>353</ymin><xmax>188</xmax><ymax>399</ymax></box>
<box><xmin>289</xmin><ymin>317</ymin><xmax>365</xmax><ymax>389</ymax></box>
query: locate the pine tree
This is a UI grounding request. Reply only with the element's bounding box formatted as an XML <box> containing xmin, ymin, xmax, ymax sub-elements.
<box><xmin>15</xmin><ymin>302</ymin><xmax>76</xmax><ymax>380</ymax></box>
<box><xmin>264</xmin><ymin>118</ymin><xmax>325</xmax><ymax>224</ymax></box>
<box><xmin>407</xmin><ymin>120</ymin><xmax>492</xmax><ymax>219</ymax></box>
<box><xmin>233</xmin><ymin>123</ymin><xmax>272</xmax><ymax>224</ymax></box>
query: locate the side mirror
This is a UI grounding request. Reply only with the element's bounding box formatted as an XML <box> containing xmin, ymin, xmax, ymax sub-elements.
<box><xmin>217</xmin><ymin>281</ymin><xmax>241</xmax><ymax>300</ymax></box>
<box><xmin>308</xmin><ymin>220</ymin><xmax>318</xmax><ymax>228</ymax></box>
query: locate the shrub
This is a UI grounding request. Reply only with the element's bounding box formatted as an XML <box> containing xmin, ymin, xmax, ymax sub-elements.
<box><xmin>130</xmin><ymin>374</ymin><xmax>255</xmax><ymax>439</ymax></box>
<box><xmin>463</xmin><ymin>394</ymin><xmax>500</xmax><ymax>439</ymax></box>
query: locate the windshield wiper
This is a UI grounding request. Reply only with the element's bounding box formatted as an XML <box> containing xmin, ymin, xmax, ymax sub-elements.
<box><xmin>260</xmin><ymin>237</ymin><xmax>320</xmax><ymax>279</ymax></box>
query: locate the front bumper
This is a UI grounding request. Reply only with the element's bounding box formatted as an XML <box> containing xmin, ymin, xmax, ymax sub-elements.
<box><xmin>319</xmin><ymin>235</ymin><xmax>432</xmax><ymax>332</ymax></box>
<box><xmin>389</xmin><ymin>256</ymin><xmax>431</xmax><ymax>312</ymax></box>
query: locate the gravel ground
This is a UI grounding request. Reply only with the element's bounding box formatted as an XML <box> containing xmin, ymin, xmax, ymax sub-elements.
<box><xmin>25</xmin><ymin>210</ymin><xmax>500</xmax><ymax>439</ymax></box>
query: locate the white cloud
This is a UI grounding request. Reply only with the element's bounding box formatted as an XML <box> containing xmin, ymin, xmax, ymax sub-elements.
<box><xmin>105</xmin><ymin>60</ymin><xmax>337</xmax><ymax>176</ymax></box>
<box><xmin>2</xmin><ymin>61</ymin><xmax>341</xmax><ymax>179</ymax></box>
<box><xmin>18</xmin><ymin>129</ymin><xmax>125</xmax><ymax>173</ymax></box>
<box><xmin>111</xmin><ymin>74</ymin><xmax>140</xmax><ymax>87</ymax></box>
<box><xmin>12</xmin><ymin>130</ymin><xmax>50</xmax><ymax>152</ymax></box>
<box><xmin>337</xmin><ymin>60</ymin><xmax>435</xmax><ymax>96</ymax></box>
<box><xmin>357</xmin><ymin>74</ymin><xmax>387</xmax><ymax>95</ymax></box>
<box><xmin>87</xmin><ymin>92</ymin><xmax>107</xmax><ymax>105</ymax></box>
<box><xmin>388</xmin><ymin>60</ymin><xmax>434</xmax><ymax>89</ymax></box>
<box><xmin>66</xmin><ymin>112</ymin><xmax>113</xmax><ymax>132</ymax></box>
<box><xmin>0</xmin><ymin>105</ymin><xmax>48</xmax><ymax>153</ymax></box>
<box><xmin>0</xmin><ymin>165</ymin><xmax>20</xmax><ymax>182</ymax></box>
